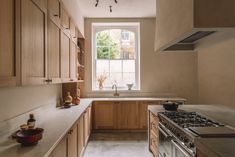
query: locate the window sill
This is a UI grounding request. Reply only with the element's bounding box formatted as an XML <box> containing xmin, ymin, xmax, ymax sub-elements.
<box><xmin>92</xmin><ymin>89</ymin><xmax>140</xmax><ymax>93</ymax></box>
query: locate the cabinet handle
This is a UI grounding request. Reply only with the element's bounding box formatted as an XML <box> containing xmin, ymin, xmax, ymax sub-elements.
<box><xmin>44</xmin><ymin>79</ymin><xmax>52</xmax><ymax>83</ymax></box>
<box><xmin>68</xmin><ymin>129</ymin><xmax>73</xmax><ymax>134</ymax></box>
<box><xmin>70</xmin><ymin>79</ymin><xmax>74</xmax><ymax>81</ymax></box>
<box><xmin>54</xmin><ymin>14</ymin><xmax>59</xmax><ymax>17</ymax></box>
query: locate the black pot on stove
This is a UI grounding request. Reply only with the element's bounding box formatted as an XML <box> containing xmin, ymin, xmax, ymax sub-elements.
<box><xmin>162</xmin><ymin>101</ymin><xmax>182</xmax><ymax>111</ymax></box>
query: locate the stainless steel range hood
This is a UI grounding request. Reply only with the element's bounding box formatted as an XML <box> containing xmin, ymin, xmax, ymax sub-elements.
<box><xmin>155</xmin><ymin>0</ymin><xmax>235</xmax><ymax>52</ymax></box>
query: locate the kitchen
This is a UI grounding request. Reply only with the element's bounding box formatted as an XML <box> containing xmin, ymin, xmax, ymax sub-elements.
<box><xmin>0</xmin><ymin>0</ymin><xmax>235</xmax><ymax>157</ymax></box>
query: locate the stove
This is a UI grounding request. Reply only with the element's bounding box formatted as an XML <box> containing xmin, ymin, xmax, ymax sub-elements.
<box><xmin>157</xmin><ymin>111</ymin><xmax>235</xmax><ymax>157</ymax></box>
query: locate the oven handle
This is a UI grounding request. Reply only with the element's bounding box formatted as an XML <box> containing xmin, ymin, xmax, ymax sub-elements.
<box><xmin>158</xmin><ymin>125</ymin><xmax>172</xmax><ymax>138</ymax></box>
<box><xmin>171</xmin><ymin>140</ymin><xmax>194</xmax><ymax>157</ymax></box>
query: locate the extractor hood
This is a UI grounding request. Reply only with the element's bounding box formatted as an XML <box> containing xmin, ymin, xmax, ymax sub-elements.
<box><xmin>154</xmin><ymin>0</ymin><xmax>235</xmax><ymax>52</ymax></box>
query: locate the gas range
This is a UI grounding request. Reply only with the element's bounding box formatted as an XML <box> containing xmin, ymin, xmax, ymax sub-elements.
<box><xmin>157</xmin><ymin>111</ymin><xmax>235</xmax><ymax>157</ymax></box>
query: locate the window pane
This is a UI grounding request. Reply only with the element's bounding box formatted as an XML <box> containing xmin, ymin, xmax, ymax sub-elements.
<box><xmin>123</xmin><ymin>73</ymin><xmax>135</xmax><ymax>84</ymax></box>
<box><xmin>97</xmin><ymin>47</ymin><xmax>109</xmax><ymax>59</ymax></box>
<box><xmin>110</xmin><ymin>60</ymin><xmax>122</xmax><ymax>73</ymax></box>
<box><xmin>110</xmin><ymin>72</ymin><xmax>122</xmax><ymax>85</ymax></box>
<box><xmin>96</xmin><ymin>30</ymin><xmax>110</xmax><ymax>46</ymax></box>
<box><xmin>123</xmin><ymin>60</ymin><xmax>135</xmax><ymax>72</ymax></box>
<box><xmin>96</xmin><ymin>60</ymin><xmax>109</xmax><ymax>73</ymax></box>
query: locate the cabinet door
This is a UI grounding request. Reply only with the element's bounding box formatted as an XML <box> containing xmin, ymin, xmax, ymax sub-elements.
<box><xmin>60</xmin><ymin>4</ymin><xmax>70</xmax><ymax>31</ymax></box>
<box><xmin>77</xmin><ymin>115</ymin><xmax>84</xmax><ymax>157</ymax></box>
<box><xmin>61</xmin><ymin>32</ymin><xmax>70</xmax><ymax>82</ymax></box>
<box><xmin>48</xmin><ymin>0</ymin><xmax>60</xmax><ymax>24</ymax></box>
<box><xmin>93</xmin><ymin>102</ymin><xmax>117</xmax><ymax>130</ymax></box>
<box><xmin>0</xmin><ymin>0</ymin><xmax>17</xmax><ymax>87</ymax></box>
<box><xmin>52</xmin><ymin>136</ymin><xmax>67</xmax><ymax>157</ymax></box>
<box><xmin>117</xmin><ymin>101</ymin><xmax>139</xmax><ymax>129</ymax></box>
<box><xmin>68</xmin><ymin>124</ymin><xmax>78</xmax><ymax>157</ymax></box>
<box><xmin>84</xmin><ymin>107</ymin><xmax>91</xmax><ymax>144</ymax></box>
<box><xmin>48</xmin><ymin>18</ymin><xmax>61</xmax><ymax>83</ymax></box>
<box><xmin>70</xmin><ymin>20</ymin><xmax>76</xmax><ymax>38</ymax></box>
<box><xmin>70</xmin><ymin>41</ymin><xmax>77</xmax><ymax>81</ymax></box>
<box><xmin>21</xmin><ymin>0</ymin><xmax>48</xmax><ymax>85</ymax></box>
<box><xmin>139</xmin><ymin>102</ymin><xmax>148</xmax><ymax>129</ymax></box>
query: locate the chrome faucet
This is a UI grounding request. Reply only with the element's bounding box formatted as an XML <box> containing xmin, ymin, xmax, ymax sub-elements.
<box><xmin>112</xmin><ymin>84</ymin><xmax>120</xmax><ymax>96</ymax></box>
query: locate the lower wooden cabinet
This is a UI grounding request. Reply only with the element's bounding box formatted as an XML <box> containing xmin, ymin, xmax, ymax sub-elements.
<box><xmin>77</xmin><ymin>115</ymin><xmax>85</xmax><ymax>157</ymax></box>
<box><xmin>93</xmin><ymin>101</ymin><xmax>117</xmax><ymax>130</ymax></box>
<box><xmin>51</xmin><ymin>136</ymin><xmax>67</xmax><ymax>157</ymax></box>
<box><xmin>93</xmin><ymin>101</ymin><xmax>160</xmax><ymax>131</ymax></box>
<box><xmin>68</xmin><ymin>124</ymin><xmax>78</xmax><ymax>157</ymax></box>
<box><xmin>149</xmin><ymin>111</ymin><xmax>159</xmax><ymax>157</ymax></box>
<box><xmin>50</xmin><ymin>106</ymin><xmax>91</xmax><ymax>157</ymax></box>
<box><xmin>117</xmin><ymin>101</ymin><xmax>139</xmax><ymax>129</ymax></box>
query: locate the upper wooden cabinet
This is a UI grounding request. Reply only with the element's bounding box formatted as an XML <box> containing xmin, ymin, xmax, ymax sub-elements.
<box><xmin>60</xmin><ymin>4</ymin><xmax>70</xmax><ymax>31</ymax></box>
<box><xmin>61</xmin><ymin>32</ymin><xmax>70</xmax><ymax>82</ymax></box>
<box><xmin>155</xmin><ymin>0</ymin><xmax>235</xmax><ymax>52</ymax></box>
<box><xmin>21</xmin><ymin>0</ymin><xmax>48</xmax><ymax>85</ymax></box>
<box><xmin>48</xmin><ymin>0</ymin><xmax>60</xmax><ymax>25</ymax></box>
<box><xmin>0</xmin><ymin>0</ymin><xmax>17</xmax><ymax>87</ymax></box>
<box><xmin>48</xmin><ymin>17</ymin><xmax>61</xmax><ymax>84</ymax></box>
<box><xmin>70</xmin><ymin>41</ymin><xmax>78</xmax><ymax>81</ymax></box>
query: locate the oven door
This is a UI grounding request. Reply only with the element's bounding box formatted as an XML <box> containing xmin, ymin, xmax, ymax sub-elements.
<box><xmin>171</xmin><ymin>140</ymin><xmax>195</xmax><ymax>157</ymax></box>
<box><xmin>158</xmin><ymin>124</ymin><xmax>173</xmax><ymax>157</ymax></box>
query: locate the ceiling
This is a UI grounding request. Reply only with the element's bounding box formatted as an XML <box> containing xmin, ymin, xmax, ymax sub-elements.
<box><xmin>77</xmin><ymin>0</ymin><xmax>156</xmax><ymax>18</ymax></box>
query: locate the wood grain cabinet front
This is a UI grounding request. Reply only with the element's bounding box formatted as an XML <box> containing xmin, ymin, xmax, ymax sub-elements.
<box><xmin>0</xmin><ymin>0</ymin><xmax>18</xmax><ymax>87</ymax></box>
<box><xmin>68</xmin><ymin>124</ymin><xmax>78</xmax><ymax>157</ymax></box>
<box><xmin>21</xmin><ymin>0</ymin><xmax>48</xmax><ymax>85</ymax></box>
<box><xmin>48</xmin><ymin>0</ymin><xmax>60</xmax><ymax>25</ymax></box>
<box><xmin>47</xmin><ymin>17</ymin><xmax>61</xmax><ymax>84</ymax></box>
<box><xmin>51</xmin><ymin>136</ymin><xmax>67</xmax><ymax>157</ymax></box>
<box><xmin>149</xmin><ymin>112</ymin><xmax>159</xmax><ymax>157</ymax></box>
<box><xmin>61</xmin><ymin>32</ymin><xmax>70</xmax><ymax>82</ymax></box>
<box><xmin>93</xmin><ymin>101</ymin><xmax>117</xmax><ymax>130</ymax></box>
<box><xmin>69</xmin><ymin>41</ymin><xmax>78</xmax><ymax>82</ymax></box>
<box><xmin>77</xmin><ymin>115</ymin><xmax>85</xmax><ymax>157</ymax></box>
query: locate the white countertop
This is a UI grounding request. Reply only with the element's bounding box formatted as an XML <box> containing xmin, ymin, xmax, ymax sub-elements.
<box><xmin>0</xmin><ymin>99</ymin><xmax>92</xmax><ymax>157</ymax></box>
<box><xmin>0</xmin><ymin>97</ymin><xmax>185</xmax><ymax>157</ymax></box>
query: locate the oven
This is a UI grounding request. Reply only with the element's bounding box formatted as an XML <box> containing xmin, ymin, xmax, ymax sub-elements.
<box><xmin>158</xmin><ymin>123</ymin><xmax>195</xmax><ymax>157</ymax></box>
<box><xmin>158</xmin><ymin>123</ymin><xmax>173</xmax><ymax>157</ymax></box>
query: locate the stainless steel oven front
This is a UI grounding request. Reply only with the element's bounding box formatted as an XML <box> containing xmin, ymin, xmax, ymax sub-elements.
<box><xmin>158</xmin><ymin>123</ymin><xmax>173</xmax><ymax>157</ymax></box>
<box><xmin>158</xmin><ymin>123</ymin><xmax>195</xmax><ymax>157</ymax></box>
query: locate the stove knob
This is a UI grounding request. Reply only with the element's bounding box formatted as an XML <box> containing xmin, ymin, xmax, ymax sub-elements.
<box><xmin>188</xmin><ymin>142</ymin><xmax>194</xmax><ymax>148</ymax></box>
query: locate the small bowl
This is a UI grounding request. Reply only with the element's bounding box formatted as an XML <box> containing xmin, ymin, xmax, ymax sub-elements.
<box><xmin>126</xmin><ymin>83</ymin><xmax>134</xmax><ymax>90</ymax></box>
<box><xmin>15</xmin><ymin>128</ymin><xmax>44</xmax><ymax>146</ymax></box>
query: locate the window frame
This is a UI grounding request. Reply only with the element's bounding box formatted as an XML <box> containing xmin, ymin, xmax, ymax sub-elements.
<box><xmin>92</xmin><ymin>23</ymin><xmax>140</xmax><ymax>91</ymax></box>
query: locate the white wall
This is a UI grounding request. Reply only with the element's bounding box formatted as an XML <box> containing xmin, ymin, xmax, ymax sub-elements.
<box><xmin>0</xmin><ymin>84</ymin><xmax>61</xmax><ymax>121</ymax></box>
<box><xmin>83</xmin><ymin>18</ymin><xmax>198</xmax><ymax>103</ymax></box>
<box><xmin>196</xmin><ymin>31</ymin><xmax>235</xmax><ymax>106</ymax></box>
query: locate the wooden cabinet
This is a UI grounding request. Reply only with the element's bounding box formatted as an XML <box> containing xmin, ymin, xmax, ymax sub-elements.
<box><xmin>0</xmin><ymin>0</ymin><xmax>17</xmax><ymax>87</ymax></box>
<box><xmin>61</xmin><ymin>32</ymin><xmax>70</xmax><ymax>81</ymax></box>
<box><xmin>70</xmin><ymin>20</ymin><xmax>76</xmax><ymax>38</ymax></box>
<box><xmin>51</xmin><ymin>136</ymin><xmax>67</xmax><ymax>157</ymax></box>
<box><xmin>68</xmin><ymin>124</ymin><xmax>78</xmax><ymax>157</ymax></box>
<box><xmin>117</xmin><ymin>101</ymin><xmax>139</xmax><ymax>129</ymax></box>
<box><xmin>60</xmin><ymin>4</ymin><xmax>70</xmax><ymax>31</ymax></box>
<box><xmin>84</xmin><ymin>106</ymin><xmax>91</xmax><ymax>144</ymax></box>
<box><xmin>149</xmin><ymin>111</ymin><xmax>159</xmax><ymax>157</ymax></box>
<box><xmin>70</xmin><ymin>41</ymin><xmax>78</xmax><ymax>81</ymax></box>
<box><xmin>139</xmin><ymin>102</ymin><xmax>148</xmax><ymax>129</ymax></box>
<box><xmin>48</xmin><ymin>0</ymin><xmax>60</xmax><ymax>24</ymax></box>
<box><xmin>21</xmin><ymin>0</ymin><xmax>48</xmax><ymax>85</ymax></box>
<box><xmin>77</xmin><ymin>115</ymin><xmax>85</xmax><ymax>157</ymax></box>
<box><xmin>93</xmin><ymin>101</ymin><xmax>117</xmax><ymax>130</ymax></box>
<box><xmin>48</xmin><ymin>17</ymin><xmax>61</xmax><ymax>83</ymax></box>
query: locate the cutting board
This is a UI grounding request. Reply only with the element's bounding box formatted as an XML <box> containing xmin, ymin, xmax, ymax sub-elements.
<box><xmin>189</xmin><ymin>127</ymin><xmax>235</xmax><ymax>137</ymax></box>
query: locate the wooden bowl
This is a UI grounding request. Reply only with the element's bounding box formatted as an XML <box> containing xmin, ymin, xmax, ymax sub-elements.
<box><xmin>15</xmin><ymin>128</ymin><xmax>44</xmax><ymax>146</ymax></box>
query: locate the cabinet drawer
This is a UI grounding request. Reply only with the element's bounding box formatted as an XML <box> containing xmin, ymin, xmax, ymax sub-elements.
<box><xmin>150</xmin><ymin>112</ymin><xmax>159</xmax><ymax>136</ymax></box>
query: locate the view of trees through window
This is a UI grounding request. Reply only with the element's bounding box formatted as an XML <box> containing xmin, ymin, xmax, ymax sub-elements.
<box><xmin>95</xmin><ymin>29</ymin><xmax>137</xmax><ymax>88</ymax></box>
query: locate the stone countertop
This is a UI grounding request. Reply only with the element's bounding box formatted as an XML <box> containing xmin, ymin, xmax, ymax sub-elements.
<box><xmin>148</xmin><ymin>105</ymin><xmax>235</xmax><ymax>157</ymax></box>
<box><xmin>91</xmin><ymin>97</ymin><xmax>186</xmax><ymax>102</ymax></box>
<box><xmin>0</xmin><ymin>99</ymin><xmax>92</xmax><ymax>157</ymax></box>
<box><xmin>0</xmin><ymin>97</ymin><xmax>185</xmax><ymax>157</ymax></box>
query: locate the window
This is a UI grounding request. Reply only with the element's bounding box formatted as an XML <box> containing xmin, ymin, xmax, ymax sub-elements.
<box><xmin>92</xmin><ymin>23</ymin><xmax>140</xmax><ymax>90</ymax></box>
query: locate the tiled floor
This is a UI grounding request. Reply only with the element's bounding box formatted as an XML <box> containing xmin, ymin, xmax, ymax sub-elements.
<box><xmin>83</xmin><ymin>133</ymin><xmax>153</xmax><ymax>157</ymax></box>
